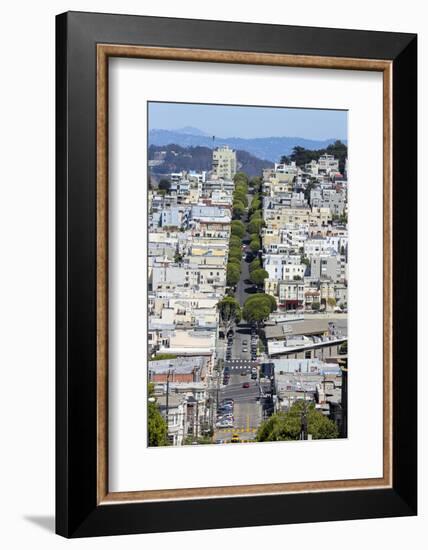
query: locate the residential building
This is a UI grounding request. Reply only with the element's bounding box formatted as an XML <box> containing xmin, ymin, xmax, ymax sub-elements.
<box><xmin>212</xmin><ymin>146</ymin><xmax>237</xmax><ymax>180</ymax></box>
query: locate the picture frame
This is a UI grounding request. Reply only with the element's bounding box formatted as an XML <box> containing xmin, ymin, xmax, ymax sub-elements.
<box><xmin>56</xmin><ymin>11</ymin><xmax>417</xmax><ymax>538</ymax></box>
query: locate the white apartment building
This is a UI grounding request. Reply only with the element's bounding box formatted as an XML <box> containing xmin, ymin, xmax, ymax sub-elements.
<box><xmin>264</xmin><ymin>254</ymin><xmax>306</xmax><ymax>281</ymax></box>
<box><xmin>278</xmin><ymin>280</ymin><xmax>306</xmax><ymax>309</ymax></box>
<box><xmin>318</xmin><ymin>154</ymin><xmax>339</xmax><ymax>175</ymax></box>
<box><xmin>212</xmin><ymin>146</ymin><xmax>237</xmax><ymax>180</ymax></box>
<box><xmin>304</xmin><ymin>236</ymin><xmax>347</xmax><ymax>256</ymax></box>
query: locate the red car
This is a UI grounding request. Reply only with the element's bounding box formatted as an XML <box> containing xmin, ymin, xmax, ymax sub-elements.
<box><xmin>242</xmin><ymin>382</ymin><xmax>250</xmax><ymax>389</ymax></box>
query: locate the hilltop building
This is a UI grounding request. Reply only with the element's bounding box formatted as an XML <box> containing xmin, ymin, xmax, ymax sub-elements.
<box><xmin>212</xmin><ymin>146</ymin><xmax>237</xmax><ymax>180</ymax></box>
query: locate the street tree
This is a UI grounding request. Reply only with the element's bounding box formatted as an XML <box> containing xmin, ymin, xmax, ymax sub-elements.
<box><xmin>228</xmin><ymin>246</ymin><xmax>243</xmax><ymax>261</ymax></box>
<box><xmin>256</xmin><ymin>401</ymin><xmax>339</xmax><ymax>442</ymax></box>
<box><xmin>249</xmin><ymin>237</ymin><xmax>261</xmax><ymax>253</ymax></box>
<box><xmin>147</xmin><ymin>383</ymin><xmax>168</xmax><ymax>446</ymax></box>
<box><xmin>232</xmin><ymin>201</ymin><xmax>246</xmax><ymax>219</ymax></box>
<box><xmin>233</xmin><ymin>172</ymin><xmax>249</xmax><ymax>186</ymax></box>
<box><xmin>230</xmin><ymin>220</ymin><xmax>245</xmax><ymax>238</ymax></box>
<box><xmin>226</xmin><ymin>263</ymin><xmax>241</xmax><ymax>286</ymax></box>
<box><xmin>250</xmin><ymin>268</ymin><xmax>269</xmax><ymax>288</ymax></box>
<box><xmin>229</xmin><ymin>235</ymin><xmax>242</xmax><ymax>248</ymax></box>
<box><xmin>217</xmin><ymin>296</ymin><xmax>242</xmax><ymax>336</ymax></box>
<box><xmin>234</xmin><ymin>190</ymin><xmax>248</xmax><ymax>206</ymax></box>
<box><xmin>327</xmin><ymin>297</ymin><xmax>336</xmax><ymax>308</ymax></box>
<box><xmin>228</xmin><ymin>256</ymin><xmax>241</xmax><ymax>266</ymax></box>
<box><xmin>247</xmin><ymin>218</ymin><xmax>263</xmax><ymax>235</ymax></box>
<box><xmin>249</xmin><ymin>257</ymin><xmax>261</xmax><ymax>272</ymax></box>
<box><xmin>250</xmin><ymin>176</ymin><xmax>262</xmax><ymax>192</ymax></box>
<box><xmin>158</xmin><ymin>178</ymin><xmax>171</xmax><ymax>192</ymax></box>
<box><xmin>311</xmin><ymin>302</ymin><xmax>321</xmax><ymax>311</ymax></box>
<box><xmin>242</xmin><ymin>293</ymin><xmax>276</xmax><ymax>327</ymax></box>
<box><xmin>250</xmin><ymin>210</ymin><xmax>262</xmax><ymax>221</ymax></box>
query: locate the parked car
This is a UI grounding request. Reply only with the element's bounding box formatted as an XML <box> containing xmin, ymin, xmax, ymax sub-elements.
<box><xmin>216</xmin><ymin>421</ymin><xmax>233</xmax><ymax>428</ymax></box>
<box><xmin>217</xmin><ymin>414</ymin><xmax>234</xmax><ymax>422</ymax></box>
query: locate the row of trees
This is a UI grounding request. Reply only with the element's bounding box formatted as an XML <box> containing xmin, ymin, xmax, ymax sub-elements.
<box><xmin>232</xmin><ymin>172</ymin><xmax>250</xmax><ymax>220</ymax></box>
<box><xmin>227</xmin><ymin>173</ymin><xmax>251</xmax><ymax>285</ymax></box>
<box><xmin>246</xmin><ymin>190</ymin><xmax>269</xmax><ymax>288</ymax></box>
<box><xmin>217</xmin><ymin>291</ymin><xmax>277</xmax><ymax>338</ymax></box>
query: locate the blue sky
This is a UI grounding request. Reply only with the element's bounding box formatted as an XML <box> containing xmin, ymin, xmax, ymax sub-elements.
<box><xmin>148</xmin><ymin>102</ymin><xmax>347</xmax><ymax>140</ymax></box>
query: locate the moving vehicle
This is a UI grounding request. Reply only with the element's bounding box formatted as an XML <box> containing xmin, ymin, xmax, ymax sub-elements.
<box><xmin>242</xmin><ymin>382</ymin><xmax>250</xmax><ymax>388</ymax></box>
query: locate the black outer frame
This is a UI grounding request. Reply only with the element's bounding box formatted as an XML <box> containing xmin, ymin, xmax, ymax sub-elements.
<box><xmin>56</xmin><ymin>11</ymin><xmax>417</xmax><ymax>538</ymax></box>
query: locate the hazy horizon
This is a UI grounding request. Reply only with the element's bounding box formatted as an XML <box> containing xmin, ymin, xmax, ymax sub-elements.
<box><xmin>149</xmin><ymin>102</ymin><xmax>348</xmax><ymax>141</ymax></box>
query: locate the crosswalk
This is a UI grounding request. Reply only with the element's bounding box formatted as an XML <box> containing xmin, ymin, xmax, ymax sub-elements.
<box><xmin>217</xmin><ymin>427</ymin><xmax>258</xmax><ymax>434</ymax></box>
<box><xmin>225</xmin><ymin>359</ymin><xmax>254</xmax><ymax>363</ymax></box>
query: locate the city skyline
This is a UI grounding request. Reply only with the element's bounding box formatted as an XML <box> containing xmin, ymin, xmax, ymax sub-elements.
<box><xmin>149</xmin><ymin>101</ymin><xmax>348</xmax><ymax>141</ymax></box>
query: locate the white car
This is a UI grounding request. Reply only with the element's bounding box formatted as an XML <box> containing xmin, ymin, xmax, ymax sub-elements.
<box><xmin>216</xmin><ymin>420</ymin><xmax>233</xmax><ymax>428</ymax></box>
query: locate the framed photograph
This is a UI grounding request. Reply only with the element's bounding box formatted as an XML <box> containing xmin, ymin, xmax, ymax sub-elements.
<box><xmin>56</xmin><ymin>11</ymin><xmax>417</xmax><ymax>538</ymax></box>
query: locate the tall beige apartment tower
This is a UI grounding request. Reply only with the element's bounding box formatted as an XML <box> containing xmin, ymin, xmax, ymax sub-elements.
<box><xmin>212</xmin><ymin>146</ymin><xmax>237</xmax><ymax>180</ymax></box>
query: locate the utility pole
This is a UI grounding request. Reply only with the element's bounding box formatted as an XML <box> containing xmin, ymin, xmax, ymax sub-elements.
<box><xmin>195</xmin><ymin>400</ymin><xmax>199</xmax><ymax>440</ymax></box>
<box><xmin>299</xmin><ymin>373</ymin><xmax>308</xmax><ymax>440</ymax></box>
<box><xmin>165</xmin><ymin>368</ymin><xmax>173</xmax><ymax>431</ymax></box>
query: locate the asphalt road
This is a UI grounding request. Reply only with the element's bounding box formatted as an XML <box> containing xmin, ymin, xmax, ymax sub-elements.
<box><xmin>214</xmin><ymin>370</ymin><xmax>261</xmax><ymax>442</ymax></box>
<box><xmin>213</xmin><ymin>192</ymin><xmax>263</xmax><ymax>443</ymax></box>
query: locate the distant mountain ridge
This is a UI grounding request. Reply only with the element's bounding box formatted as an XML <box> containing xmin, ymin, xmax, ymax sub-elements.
<box><xmin>149</xmin><ymin>128</ymin><xmax>345</xmax><ymax>163</ymax></box>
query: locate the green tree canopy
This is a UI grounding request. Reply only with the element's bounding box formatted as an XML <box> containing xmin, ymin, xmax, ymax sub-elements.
<box><xmin>228</xmin><ymin>246</ymin><xmax>243</xmax><ymax>261</ymax></box>
<box><xmin>256</xmin><ymin>401</ymin><xmax>339</xmax><ymax>442</ymax></box>
<box><xmin>229</xmin><ymin>235</ymin><xmax>242</xmax><ymax>248</ymax></box>
<box><xmin>232</xmin><ymin>201</ymin><xmax>246</xmax><ymax>219</ymax></box>
<box><xmin>217</xmin><ymin>296</ymin><xmax>242</xmax><ymax>335</ymax></box>
<box><xmin>250</xmin><ymin>210</ymin><xmax>262</xmax><ymax>222</ymax></box>
<box><xmin>233</xmin><ymin>172</ymin><xmax>249</xmax><ymax>186</ymax></box>
<box><xmin>147</xmin><ymin>383</ymin><xmax>168</xmax><ymax>446</ymax></box>
<box><xmin>242</xmin><ymin>293</ymin><xmax>276</xmax><ymax>325</ymax></box>
<box><xmin>282</xmin><ymin>141</ymin><xmax>348</xmax><ymax>174</ymax></box>
<box><xmin>227</xmin><ymin>263</ymin><xmax>241</xmax><ymax>286</ymax></box>
<box><xmin>158</xmin><ymin>178</ymin><xmax>171</xmax><ymax>191</ymax></box>
<box><xmin>250</xmin><ymin>196</ymin><xmax>262</xmax><ymax>212</ymax></box>
<box><xmin>250</xmin><ymin>176</ymin><xmax>262</xmax><ymax>192</ymax></box>
<box><xmin>249</xmin><ymin>237</ymin><xmax>261</xmax><ymax>253</ymax></box>
<box><xmin>247</xmin><ymin>219</ymin><xmax>263</xmax><ymax>235</ymax></box>
<box><xmin>311</xmin><ymin>302</ymin><xmax>321</xmax><ymax>311</ymax></box>
<box><xmin>230</xmin><ymin>220</ymin><xmax>245</xmax><ymax>238</ymax></box>
<box><xmin>250</xmin><ymin>268</ymin><xmax>269</xmax><ymax>287</ymax></box>
<box><xmin>228</xmin><ymin>257</ymin><xmax>241</xmax><ymax>266</ymax></box>
<box><xmin>249</xmin><ymin>257</ymin><xmax>261</xmax><ymax>272</ymax></box>
<box><xmin>233</xmin><ymin>190</ymin><xmax>248</xmax><ymax>207</ymax></box>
